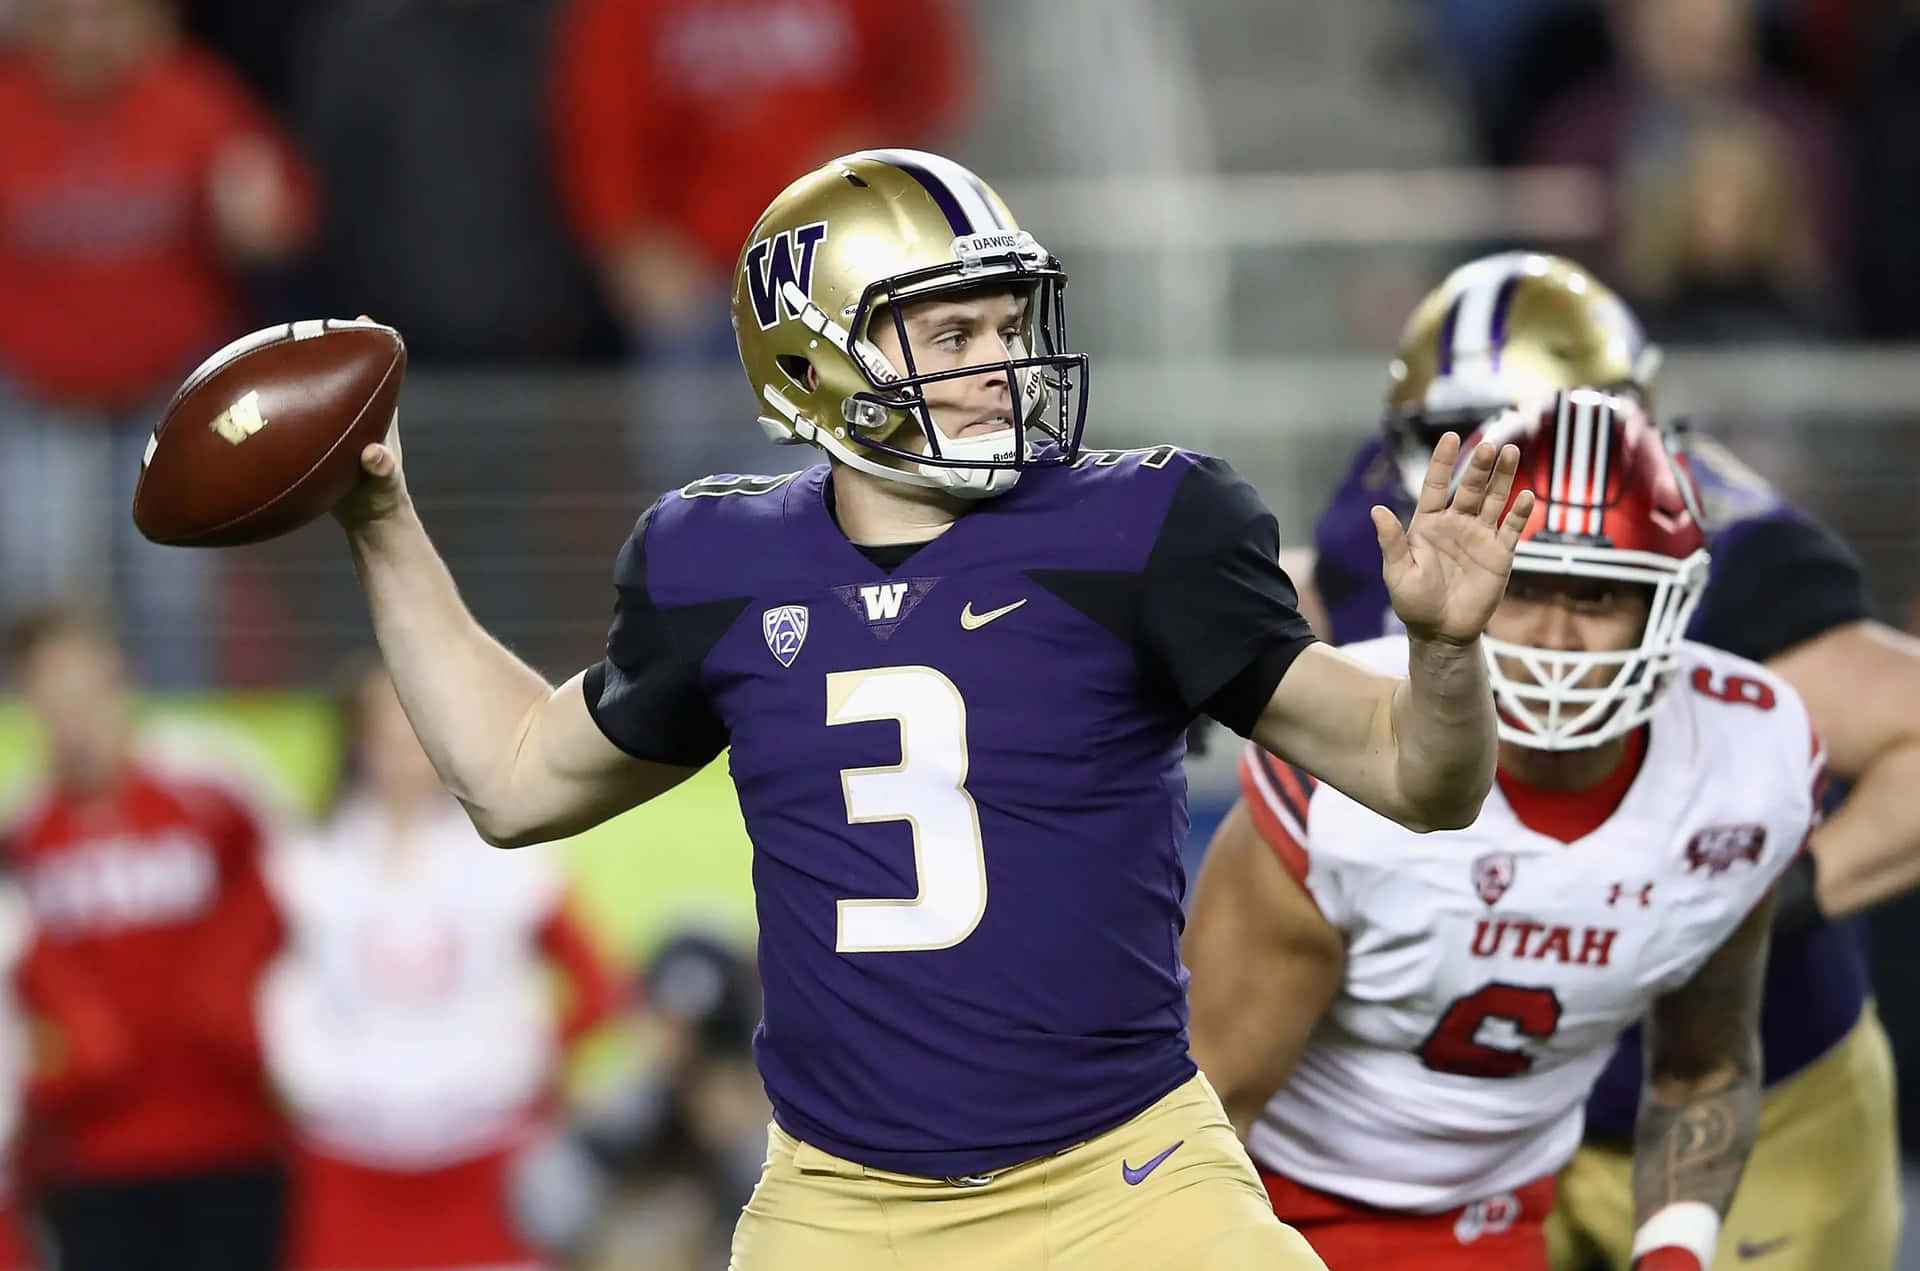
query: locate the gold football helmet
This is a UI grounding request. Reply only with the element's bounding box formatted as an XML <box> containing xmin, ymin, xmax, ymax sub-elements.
<box><xmin>1383</xmin><ymin>252</ymin><xmax>1662</xmax><ymax>493</ymax></box>
<box><xmin>730</xmin><ymin>149</ymin><xmax>1088</xmax><ymax>498</ymax></box>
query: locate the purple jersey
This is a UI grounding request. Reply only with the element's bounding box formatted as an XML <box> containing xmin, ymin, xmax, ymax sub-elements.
<box><xmin>585</xmin><ymin>449</ymin><xmax>1314</xmax><ymax>1176</ymax></box>
<box><xmin>1309</xmin><ymin>433</ymin><xmax>1873</xmax><ymax>1138</ymax></box>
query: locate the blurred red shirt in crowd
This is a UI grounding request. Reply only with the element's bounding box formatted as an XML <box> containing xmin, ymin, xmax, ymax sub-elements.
<box><xmin>0</xmin><ymin>0</ymin><xmax>313</xmax><ymax>410</ymax></box>
<box><xmin>1</xmin><ymin>606</ymin><xmax>284</xmax><ymax>1185</ymax></box>
<box><xmin>552</xmin><ymin>0</ymin><xmax>972</xmax><ymax>333</ymax></box>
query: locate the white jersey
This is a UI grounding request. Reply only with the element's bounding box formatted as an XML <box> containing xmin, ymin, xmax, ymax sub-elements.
<box><xmin>1241</xmin><ymin>637</ymin><xmax>1820</xmax><ymax>1212</ymax></box>
<box><xmin>259</xmin><ymin>796</ymin><xmax>567</xmax><ymax>1169</ymax></box>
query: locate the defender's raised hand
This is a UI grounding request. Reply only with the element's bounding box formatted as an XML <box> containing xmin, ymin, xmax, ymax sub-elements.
<box><xmin>1375</xmin><ymin>432</ymin><xmax>1534</xmax><ymax>645</ymax></box>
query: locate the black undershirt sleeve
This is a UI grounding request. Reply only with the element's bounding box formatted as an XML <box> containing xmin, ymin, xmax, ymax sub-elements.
<box><xmin>1138</xmin><ymin>457</ymin><xmax>1318</xmax><ymax>736</ymax></box>
<box><xmin>1690</xmin><ymin>512</ymin><xmax>1871</xmax><ymax>662</ymax></box>
<box><xmin>582</xmin><ymin>509</ymin><xmax>741</xmax><ymax>768</ymax></box>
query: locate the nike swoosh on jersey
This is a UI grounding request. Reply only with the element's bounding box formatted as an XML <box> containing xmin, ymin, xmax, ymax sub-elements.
<box><xmin>1120</xmin><ymin>1140</ymin><xmax>1184</xmax><ymax>1186</ymax></box>
<box><xmin>1736</xmin><ymin>1236</ymin><xmax>1792</xmax><ymax>1259</ymax></box>
<box><xmin>960</xmin><ymin>599</ymin><xmax>1027</xmax><ymax>630</ymax></box>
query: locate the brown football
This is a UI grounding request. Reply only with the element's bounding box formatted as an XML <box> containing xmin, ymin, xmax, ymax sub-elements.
<box><xmin>132</xmin><ymin>318</ymin><xmax>406</xmax><ymax>547</ymax></box>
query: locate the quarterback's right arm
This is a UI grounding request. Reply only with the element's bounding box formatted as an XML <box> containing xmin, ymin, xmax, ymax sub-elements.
<box><xmin>1184</xmin><ymin>759</ymin><xmax>1345</xmax><ymax>1137</ymax></box>
<box><xmin>338</xmin><ymin>425</ymin><xmax>695</xmax><ymax>848</ymax></box>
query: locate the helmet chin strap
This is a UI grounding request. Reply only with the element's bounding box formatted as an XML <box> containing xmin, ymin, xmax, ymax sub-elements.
<box><xmin>916</xmin><ymin>426</ymin><xmax>1024</xmax><ymax>498</ymax></box>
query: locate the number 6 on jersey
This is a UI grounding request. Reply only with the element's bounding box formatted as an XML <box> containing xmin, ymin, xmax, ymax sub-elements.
<box><xmin>829</xmin><ymin>666</ymin><xmax>988</xmax><ymax>953</ymax></box>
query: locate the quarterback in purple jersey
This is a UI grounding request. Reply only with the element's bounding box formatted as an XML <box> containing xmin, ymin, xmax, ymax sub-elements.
<box><xmin>1290</xmin><ymin>251</ymin><xmax>1911</xmax><ymax>1270</ymax></box>
<box><xmin>308</xmin><ymin>150</ymin><xmax>1538</xmax><ymax>1270</ymax></box>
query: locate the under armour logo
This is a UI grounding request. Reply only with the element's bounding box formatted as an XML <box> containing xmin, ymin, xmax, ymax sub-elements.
<box><xmin>1607</xmin><ymin>881</ymin><xmax>1655</xmax><ymax>908</ymax></box>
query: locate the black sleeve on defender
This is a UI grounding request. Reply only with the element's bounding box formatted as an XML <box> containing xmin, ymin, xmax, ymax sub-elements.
<box><xmin>1692</xmin><ymin>513</ymin><xmax>1871</xmax><ymax>663</ymax></box>
<box><xmin>583</xmin><ymin>511</ymin><xmax>743</xmax><ymax>768</ymax></box>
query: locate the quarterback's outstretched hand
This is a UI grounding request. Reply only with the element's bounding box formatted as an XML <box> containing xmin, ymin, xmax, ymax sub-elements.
<box><xmin>1375</xmin><ymin>433</ymin><xmax>1534</xmax><ymax>646</ymax></box>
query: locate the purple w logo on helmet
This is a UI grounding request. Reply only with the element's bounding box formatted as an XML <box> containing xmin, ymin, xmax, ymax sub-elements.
<box><xmin>744</xmin><ymin>222</ymin><xmax>827</xmax><ymax>330</ymax></box>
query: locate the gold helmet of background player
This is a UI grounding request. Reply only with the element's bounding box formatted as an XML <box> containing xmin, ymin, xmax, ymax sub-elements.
<box><xmin>731</xmin><ymin>149</ymin><xmax>1089</xmax><ymax>499</ymax></box>
<box><xmin>1382</xmin><ymin>252</ymin><xmax>1662</xmax><ymax>494</ymax></box>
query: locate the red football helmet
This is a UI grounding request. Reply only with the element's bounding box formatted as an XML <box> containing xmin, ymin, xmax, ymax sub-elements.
<box><xmin>1468</xmin><ymin>389</ymin><xmax>1711</xmax><ymax>750</ymax></box>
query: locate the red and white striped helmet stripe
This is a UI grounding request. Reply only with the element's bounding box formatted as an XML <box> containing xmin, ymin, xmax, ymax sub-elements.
<box><xmin>1545</xmin><ymin>392</ymin><xmax>1616</xmax><ymax>536</ymax></box>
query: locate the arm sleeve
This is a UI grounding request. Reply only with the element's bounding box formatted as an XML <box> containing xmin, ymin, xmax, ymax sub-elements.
<box><xmin>582</xmin><ymin>508</ymin><xmax>732</xmax><ymax>768</ymax></box>
<box><xmin>1139</xmin><ymin>457</ymin><xmax>1317</xmax><ymax>735</ymax></box>
<box><xmin>1690</xmin><ymin>513</ymin><xmax>1871</xmax><ymax>662</ymax></box>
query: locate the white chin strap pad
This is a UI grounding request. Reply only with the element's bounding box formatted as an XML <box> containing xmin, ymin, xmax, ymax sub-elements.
<box><xmin>918</xmin><ymin>426</ymin><xmax>1025</xmax><ymax>498</ymax></box>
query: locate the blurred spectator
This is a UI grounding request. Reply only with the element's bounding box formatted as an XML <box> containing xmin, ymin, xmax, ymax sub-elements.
<box><xmin>290</xmin><ymin>0</ymin><xmax>606</xmax><ymax>364</ymax></box>
<box><xmin>0</xmin><ymin>603</ymin><xmax>288</xmax><ymax>1271</ymax></box>
<box><xmin>0</xmin><ymin>0</ymin><xmax>314</xmax><ymax>688</ymax></box>
<box><xmin>1616</xmin><ymin>101</ymin><xmax>1830</xmax><ymax>339</ymax></box>
<box><xmin>513</xmin><ymin>928</ymin><xmax>764</xmax><ymax>1271</ymax></box>
<box><xmin>1521</xmin><ymin>0</ymin><xmax>1850</xmax><ymax>332</ymax></box>
<box><xmin>551</xmin><ymin>0</ymin><xmax>974</xmax><ymax>486</ymax></box>
<box><xmin>260</xmin><ymin>658</ymin><xmax>618</xmax><ymax>1271</ymax></box>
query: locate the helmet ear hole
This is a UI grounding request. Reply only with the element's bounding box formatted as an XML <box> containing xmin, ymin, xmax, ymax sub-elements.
<box><xmin>776</xmin><ymin>354</ymin><xmax>817</xmax><ymax>391</ymax></box>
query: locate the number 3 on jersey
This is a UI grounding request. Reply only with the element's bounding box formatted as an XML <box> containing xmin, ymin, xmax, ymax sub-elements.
<box><xmin>828</xmin><ymin>666</ymin><xmax>988</xmax><ymax>954</ymax></box>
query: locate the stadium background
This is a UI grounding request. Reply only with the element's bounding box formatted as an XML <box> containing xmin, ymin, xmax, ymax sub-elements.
<box><xmin>4</xmin><ymin>0</ymin><xmax>1920</xmax><ymax>1265</ymax></box>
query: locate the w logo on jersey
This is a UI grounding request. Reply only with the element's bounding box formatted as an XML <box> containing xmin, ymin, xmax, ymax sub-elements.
<box><xmin>831</xmin><ymin>577</ymin><xmax>939</xmax><ymax>641</ymax></box>
<box><xmin>762</xmin><ymin>605</ymin><xmax>809</xmax><ymax>668</ymax></box>
<box><xmin>744</xmin><ymin>222</ymin><xmax>828</xmax><ymax>329</ymax></box>
<box><xmin>861</xmin><ymin>583</ymin><xmax>908</xmax><ymax>621</ymax></box>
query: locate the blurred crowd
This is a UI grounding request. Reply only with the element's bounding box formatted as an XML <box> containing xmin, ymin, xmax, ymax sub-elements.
<box><xmin>0</xmin><ymin>603</ymin><xmax>765</xmax><ymax>1271</ymax></box>
<box><xmin>0</xmin><ymin>0</ymin><xmax>1917</xmax><ymax>685</ymax></box>
<box><xmin>0</xmin><ymin>0</ymin><xmax>973</xmax><ymax>687</ymax></box>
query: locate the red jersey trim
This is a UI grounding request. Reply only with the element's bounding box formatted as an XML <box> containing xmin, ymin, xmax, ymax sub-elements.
<box><xmin>1238</xmin><ymin>749</ymin><xmax>1316</xmax><ymax>885</ymax></box>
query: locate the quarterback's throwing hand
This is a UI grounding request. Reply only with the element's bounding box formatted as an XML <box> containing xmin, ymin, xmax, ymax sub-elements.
<box><xmin>332</xmin><ymin>315</ymin><xmax>412</xmax><ymax>532</ymax></box>
<box><xmin>1374</xmin><ymin>433</ymin><xmax>1534</xmax><ymax>645</ymax></box>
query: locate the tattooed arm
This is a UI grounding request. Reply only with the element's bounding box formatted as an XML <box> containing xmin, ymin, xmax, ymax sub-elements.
<box><xmin>1629</xmin><ymin>887</ymin><xmax>1774</xmax><ymax>1268</ymax></box>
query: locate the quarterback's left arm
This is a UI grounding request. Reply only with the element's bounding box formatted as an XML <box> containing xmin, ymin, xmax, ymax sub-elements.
<box><xmin>1630</xmin><ymin>889</ymin><xmax>1774</xmax><ymax>1271</ymax></box>
<box><xmin>1254</xmin><ymin>436</ymin><xmax>1531</xmax><ymax>832</ymax></box>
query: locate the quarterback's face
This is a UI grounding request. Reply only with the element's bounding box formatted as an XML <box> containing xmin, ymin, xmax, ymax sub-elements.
<box><xmin>869</xmin><ymin>289</ymin><xmax>1026</xmax><ymax>448</ymax></box>
<box><xmin>1488</xmin><ymin>573</ymin><xmax>1652</xmax><ymax>687</ymax></box>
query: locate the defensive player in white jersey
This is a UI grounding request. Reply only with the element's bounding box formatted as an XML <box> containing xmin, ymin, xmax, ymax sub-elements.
<box><xmin>1185</xmin><ymin>392</ymin><xmax>1821</xmax><ymax>1271</ymax></box>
